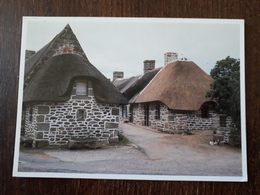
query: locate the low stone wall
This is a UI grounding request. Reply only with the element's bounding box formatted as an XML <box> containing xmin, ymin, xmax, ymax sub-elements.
<box><xmin>213</xmin><ymin>128</ymin><xmax>231</xmax><ymax>142</ymax></box>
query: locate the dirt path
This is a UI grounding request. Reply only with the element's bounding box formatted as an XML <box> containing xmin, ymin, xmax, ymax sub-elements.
<box><xmin>18</xmin><ymin>123</ymin><xmax>242</xmax><ymax>176</ymax></box>
<box><xmin>121</xmin><ymin>123</ymin><xmax>241</xmax><ymax>159</ymax></box>
<box><xmin>120</xmin><ymin>123</ymin><xmax>242</xmax><ymax>176</ymax></box>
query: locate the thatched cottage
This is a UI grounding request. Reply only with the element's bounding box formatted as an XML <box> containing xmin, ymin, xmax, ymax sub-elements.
<box><xmin>113</xmin><ymin>61</ymin><xmax>161</xmax><ymax>122</ymax></box>
<box><xmin>113</xmin><ymin>53</ymin><xmax>233</xmax><ymax>140</ymax></box>
<box><xmin>22</xmin><ymin>24</ymin><xmax>127</xmax><ymax>148</ymax></box>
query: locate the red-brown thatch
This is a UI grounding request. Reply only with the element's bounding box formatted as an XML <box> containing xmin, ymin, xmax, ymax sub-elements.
<box><xmin>135</xmin><ymin>61</ymin><xmax>213</xmax><ymax>110</ymax></box>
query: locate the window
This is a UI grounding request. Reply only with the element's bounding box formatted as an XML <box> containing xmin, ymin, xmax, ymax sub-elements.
<box><xmin>155</xmin><ymin>103</ymin><xmax>160</xmax><ymax>120</ymax></box>
<box><xmin>29</xmin><ymin>106</ymin><xmax>33</xmax><ymax>122</ymax></box>
<box><xmin>220</xmin><ymin>116</ymin><xmax>227</xmax><ymax>127</ymax></box>
<box><xmin>122</xmin><ymin>105</ymin><xmax>128</xmax><ymax>117</ymax></box>
<box><xmin>76</xmin><ymin>80</ymin><xmax>87</xmax><ymax>95</ymax></box>
<box><xmin>201</xmin><ymin>106</ymin><xmax>209</xmax><ymax>118</ymax></box>
<box><xmin>144</xmin><ymin>103</ymin><xmax>149</xmax><ymax>126</ymax></box>
<box><xmin>129</xmin><ymin>105</ymin><xmax>134</xmax><ymax>123</ymax></box>
<box><xmin>77</xmin><ymin>109</ymin><xmax>86</xmax><ymax>120</ymax></box>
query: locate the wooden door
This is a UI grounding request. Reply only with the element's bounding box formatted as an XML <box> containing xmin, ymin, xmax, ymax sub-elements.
<box><xmin>144</xmin><ymin>103</ymin><xmax>149</xmax><ymax>126</ymax></box>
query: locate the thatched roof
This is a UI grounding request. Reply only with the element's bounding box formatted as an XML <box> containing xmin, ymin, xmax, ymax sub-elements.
<box><xmin>25</xmin><ymin>43</ymin><xmax>50</xmax><ymax>77</ymax></box>
<box><xmin>23</xmin><ymin>53</ymin><xmax>127</xmax><ymax>104</ymax></box>
<box><xmin>24</xmin><ymin>24</ymin><xmax>87</xmax><ymax>85</ymax></box>
<box><xmin>113</xmin><ymin>68</ymin><xmax>161</xmax><ymax>102</ymax></box>
<box><xmin>135</xmin><ymin>61</ymin><xmax>213</xmax><ymax>110</ymax></box>
<box><xmin>113</xmin><ymin>75</ymin><xmax>141</xmax><ymax>93</ymax></box>
<box><xmin>23</xmin><ymin>24</ymin><xmax>126</xmax><ymax>104</ymax></box>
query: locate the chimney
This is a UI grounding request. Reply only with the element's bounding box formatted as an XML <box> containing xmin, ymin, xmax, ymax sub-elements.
<box><xmin>143</xmin><ymin>60</ymin><xmax>155</xmax><ymax>73</ymax></box>
<box><xmin>164</xmin><ymin>52</ymin><xmax>178</xmax><ymax>65</ymax></box>
<box><xmin>25</xmin><ymin>50</ymin><xmax>36</xmax><ymax>61</ymax></box>
<box><xmin>113</xmin><ymin>71</ymin><xmax>124</xmax><ymax>81</ymax></box>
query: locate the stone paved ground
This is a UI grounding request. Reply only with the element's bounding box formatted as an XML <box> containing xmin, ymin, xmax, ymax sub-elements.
<box><xmin>18</xmin><ymin>123</ymin><xmax>242</xmax><ymax>177</ymax></box>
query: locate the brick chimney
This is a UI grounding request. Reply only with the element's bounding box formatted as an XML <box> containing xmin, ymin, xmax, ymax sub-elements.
<box><xmin>164</xmin><ymin>52</ymin><xmax>178</xmax><ymax>65</ymax></box>
<box><xmin>113</xmin><ymin>71</ymin><xmax>124</xmax><ymax>81</ymax></box>
<box><xmin>143</xmin><ymin>60</ymin><xmax>155</xmax><ymax>73</ymax></box>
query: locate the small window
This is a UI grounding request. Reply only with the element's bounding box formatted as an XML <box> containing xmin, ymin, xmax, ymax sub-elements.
<box><xmin>201</xmin><ymin>106</ymin><xmax>209</xmax><ymax>118</ymax></box>
<box><xmin>122</xmin><ymin>105</ymin><xmax>128</xmax><ymax>117</ymax></box>
<box><xmin>220</xmin><ymin>116</ymin><xmax>227</xmax><ymax>127</ymax></box>
<box><xmin>29</xmin><ymin>106</ymin><xmax>33</xmax><ymax>122</ymax></box>
<box><xmin>155</xmin><ymin>103</ymin><xmax>160</xmax><ymax>120</ymax></box>
<box><xmin>76</xmin><ymin>81</ymin><xmax>87</xmax><ymax>95</ymax></box>
<box><xmin>77</xmin><ymin>109</ymin><xmax>86</xmax><ymax>120</ymax></box>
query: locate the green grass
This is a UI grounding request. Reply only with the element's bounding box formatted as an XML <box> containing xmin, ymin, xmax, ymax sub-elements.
<box><xmin>118</xmin><ymin>134</ymin><xmax>130</xmax><ymax>145</ymax></box>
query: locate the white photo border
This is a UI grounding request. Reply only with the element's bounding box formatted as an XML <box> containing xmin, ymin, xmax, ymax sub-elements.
<box><xmin>13</xmin><ymin>17</ymin><xmax>247</xmax><ymax>182</ymax></box>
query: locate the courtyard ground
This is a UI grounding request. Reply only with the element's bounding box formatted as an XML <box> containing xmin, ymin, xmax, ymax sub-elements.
<box><xmin>18</xmin><ymin>123</ymin><xmax>242</xmax><ymax>176</ymax></box>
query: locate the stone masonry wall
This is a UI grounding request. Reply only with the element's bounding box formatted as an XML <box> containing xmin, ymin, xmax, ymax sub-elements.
<box><xmin>23</xmin><ymin>80</ymin><xmax>120</xmax><ymax>147</ymax></box>
<box><xmin>132</xmin><ymin>103</ymin><xmax>146</xmax><ymax>126</ymax></box>
<box><xmin>132</xmin><ymin>102</ymin><xmax>232</xmax><ymax>134</ymax></box>
<box><xmin>149</xmin><ymin>103</ymin><xmax>168</xmax><ymax>131</ymax></box>
<box><xmin>118</xmin><ymin>105</ymin><xmax>130</xmax><ymax>123</ymax></box>
<box><xmin>132</xmin><ymin>102</ymin><xmax>168</xmax><ymax>129</ymax></box>
<box><xmin>213</xmin><ymin>115</ymin><xmax>234</xmax><ymax>142</ymax></box>
<box><xmin>167</xmin><ymin>109</ymin><xmax>218</xmax><ymax>134</ymax></box>
<box><xmin>24</xmin><ymin>104</ymin><xmax>37</xmax><ymax>139</ymax></box>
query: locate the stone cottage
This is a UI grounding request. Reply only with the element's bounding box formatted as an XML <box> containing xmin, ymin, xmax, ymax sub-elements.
<box><xmin>113</xmin><ymin>53</ymin><xmax>233</xmax><ymax>141</ymax></box>
<box><xmin>21</xmin><ymin>24</ymin><xmax>127</xmax><ymax>148</ymax></box>
<box><xmin>113</xmin><ymin>60</ymin><xmax>161</xmax><ymax>122</ymax></box>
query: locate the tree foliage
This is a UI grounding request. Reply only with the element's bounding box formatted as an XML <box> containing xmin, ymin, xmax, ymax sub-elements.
<box><xmin>206</xmin><ymin>56</ymin><xmax>240</xmax><ymax>130</ymax></box>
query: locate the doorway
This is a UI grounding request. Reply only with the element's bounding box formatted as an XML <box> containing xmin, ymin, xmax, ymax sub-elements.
<box><xmin>129</xmin><ymin>105</ymin><xmax>133</xmax><ymax>123</ymax></box>
<box><xmin>144</xmin><ymin>103</ymin><xmax>149</xmax><ymax>126</ymax></box>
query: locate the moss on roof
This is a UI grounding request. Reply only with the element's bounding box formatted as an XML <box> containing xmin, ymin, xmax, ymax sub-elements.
<box><xmin>23</xmin><ymin>53</ymin><xmax>127</xmax><ymax>104</ymax></box>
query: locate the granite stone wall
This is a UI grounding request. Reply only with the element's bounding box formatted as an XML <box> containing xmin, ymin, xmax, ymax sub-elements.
<box><xmin>149</xmin><ymin>103</ymin><xmax>168</xmax><ymax>131</ymax></box>
<box><xmin>213</xmin><ymin>115</ymin><xmax>234</xmax><ymax>142</ymax></box>
<box><xmin>132</xmin><ymin>104</ymin><xmax>144</xmax><ymax>125</ymax></box>
<box><xmin>23</xmin><ymin>104</ymin><xmax>37</xmax><ymax>139</ymax></box>
<box><xmin>132</xmin><ymin>102</ymin><xmax>233</xmax><ymax>135</ymax></box>
<box><xmin>118</xmin><ymin>105</ymin><xmax>130</xmax><ymax>123</ymax></box>
<box><xmin>23</xmin><ymin>80</ymin><xmax>120</xmax><ymax>147</ymax></box>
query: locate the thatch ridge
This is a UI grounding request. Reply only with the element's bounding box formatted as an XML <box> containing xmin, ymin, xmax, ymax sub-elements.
<box><xmin>135</xmin><ymin>61</ymin><xmax>213</xmax><ymax>110</ymax></box>
<box><xmin>23</xmin><ymin>53</ymin><xmax>127</xmax><ymax>104</ymax></box>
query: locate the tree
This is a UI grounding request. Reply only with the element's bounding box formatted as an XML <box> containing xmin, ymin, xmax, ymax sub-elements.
<box><xmin>206</xmin><ymin>56</ymin><xmax>240</xmax><ymax>130</ymax></box>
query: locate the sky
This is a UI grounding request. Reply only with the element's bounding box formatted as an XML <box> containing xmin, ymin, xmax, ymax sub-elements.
<box><xmin>23</xmin><ymin>17</ymin><xmax>243</xmax><ymax>80</ymax></box>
